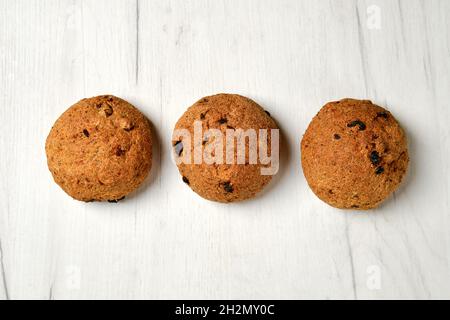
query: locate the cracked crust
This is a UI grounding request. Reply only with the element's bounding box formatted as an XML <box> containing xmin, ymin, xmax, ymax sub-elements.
<box><xmin>46</xmin><ymin>95</ymin><xmax>152</xmax><ymax>202</ymax></box>
<box><xmin>173</xmin><ymin>93</ymin><xmax>279</xmax><ymax>203</ymax></box>
<box><xmin>301</xmin><ymin>98</ymin><xmax>409</xmax><ymax>210</ymax></box>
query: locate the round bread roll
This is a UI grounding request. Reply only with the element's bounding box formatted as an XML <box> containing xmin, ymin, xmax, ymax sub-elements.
<box><xmin>46</xmin><ymin>95</ymin><xmax>152</xmax><ymax>202</ymax></box>
<box><xmin>173</xmin><ymin>93</ymin><xmax>279</xmax><ymax>203</ymax></box>
<box><xmin>301</xmin><ymin>98</ymin><xmax>409</xmax><ymax>210</ymax></box>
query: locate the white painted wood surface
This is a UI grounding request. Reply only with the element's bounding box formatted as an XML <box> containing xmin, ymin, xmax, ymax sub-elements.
<box><xmin>0</xmin><ymin>0</ymin><xmax>449</xmax><ymax>300</ymax></box>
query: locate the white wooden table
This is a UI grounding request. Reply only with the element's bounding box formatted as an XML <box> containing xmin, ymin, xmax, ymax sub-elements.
<box><xmin>0</xmin><ymin>0</ymin><xmax>449</xmax><ymax>300</ymax></box>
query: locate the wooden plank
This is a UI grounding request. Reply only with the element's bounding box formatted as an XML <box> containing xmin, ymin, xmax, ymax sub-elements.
<box><xmin>0</xmin><ymin>0</ymin><xmax>449</xmax><ymax>299</ymax></box>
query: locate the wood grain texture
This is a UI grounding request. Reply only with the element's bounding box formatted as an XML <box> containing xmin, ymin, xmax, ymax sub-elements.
<box><xmin>0</xmin><ymin>0</ymin><xmax>449</xmax><ymax>299</ymax></box>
